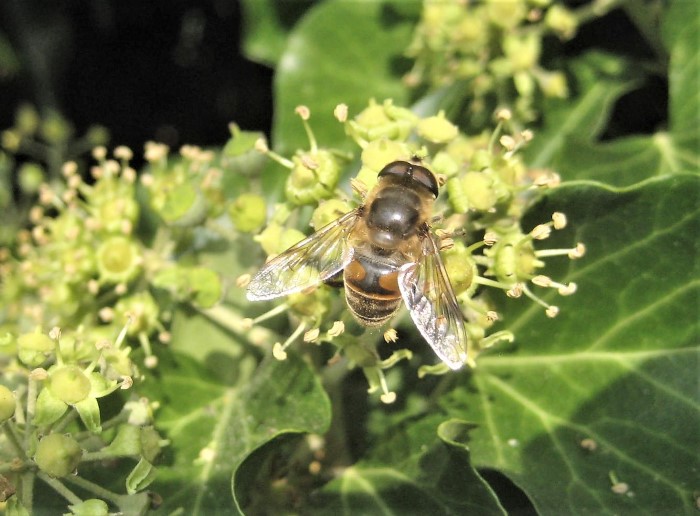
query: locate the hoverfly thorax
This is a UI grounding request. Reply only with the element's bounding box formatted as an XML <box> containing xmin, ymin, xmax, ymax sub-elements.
<box><xmin>364</xmin><ymin>160</ymin><xmax>438</xmax><ymax>250</ymax></box>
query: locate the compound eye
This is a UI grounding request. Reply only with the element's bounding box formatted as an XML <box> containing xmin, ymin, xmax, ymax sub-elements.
<box><xmin>410</xmin><ymin>165</ymin><xmax>439</xmax><ymax>198</ymax></box>
<box><xmin>378</xmin><ymin>160</ymin><xmax>439</xmax><ymax>198</ymax></box>
<box><xmin>378</xmin><ymin>161</ymin><xmax>412</xmax><ymax>180</ymax></box>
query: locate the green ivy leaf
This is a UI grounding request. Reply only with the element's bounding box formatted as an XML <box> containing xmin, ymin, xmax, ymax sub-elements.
<box><xmin>525</xmin><ymin>3</ymin><xmax>700</xmax><ymax>185</ymax></box>
<box><xmin>661</xmin><ymin>0</ymin><xmax>700</xmax><ymax>139</ymax></box>
<box><xmin>523</xmin><ymin>51</ymin><xmax>641</xmax><ymax>174</ymax></box>
<box><xmin>240</xmin><ymin>0</ymin><xmax>318</xmax><ymax>66</ymax></box>
<box><xmin>143</xmin><ymin>351</ymin><xmax>330</xmax><ymax>515</ymax></box>
<box><xmin>441</xmin><ymin>174</ymin><xmax>700</xmax><ymax>514</ymax></box>
<box><xmin>306</xmin><ymin>415</ymin><xmax>505</xmax><ymax>514</ymax></box>
<box><xmin>272</xmin><ymin>1</ymin><xmax>414</xmax><ymax>155</ymax></box>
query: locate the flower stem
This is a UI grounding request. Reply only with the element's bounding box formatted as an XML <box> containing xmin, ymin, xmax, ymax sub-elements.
<box><xmin>3</xmin><ymin>421</ymin><xmax>27</xmax><ymax>459</ymax></box>
<box><xmin>63</xmin><ymin>474</ymin><xmax>123</xmax><ymax>505</ymax></box>
<box><xmin>52</xmin><ymin>407</ymin><xmax>78</xmax><ymax>434</ymax></box>
<box><xmin>200</xmin><ymin>304</ymin><xmax>275</xmax><ymax>340</ymax></box>
<box><xmin>20</xmin><ymin>471</ymin><xmax>35</xmax><ymax>513</ymax></box>
<box><xmin>24</xmin><ymin>377</ymin><xmax>38</xmax><ymax>450</ymax></box>
<box><xmin>37</xmin><ymin>472</ymin><xmax>83</xmax><ymax>505</ymax></box>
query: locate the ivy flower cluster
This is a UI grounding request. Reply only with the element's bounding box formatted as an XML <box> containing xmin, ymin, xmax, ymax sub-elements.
<box><xmin>0</xmin><ymin>324</ymin><xmax>166</xmax><ymax>515</ymax></box>
<box><xmin>0</xmin><ymin>137</ymin><xmax>236</xmax><ymax>512</ymax></box>
<box><xmin>404</xmin><ymin>0</ymin><xmax>619</xmax><ymax>127</ymax></box>
<box><xmin>241</xmin><ymin>99</ymin><xmax>584</xmax><ymax>402</ymax></box>
<box><xmin>0</xmin><ymin>104</ymin><xmax>109</xmax><ymax>248</ymax></box>
<box><xmin>0</xmin><ymin>143</ymin><xmax>226</xmax><ymax>365</ymax></box>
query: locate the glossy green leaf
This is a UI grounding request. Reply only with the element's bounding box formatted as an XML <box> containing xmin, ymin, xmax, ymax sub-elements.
<box><xmin>522</xmin><ymin>51</ymin><xmax>641</xmax><ymax>172</ymax></box>
<box><xmin>441</xmin><ymin>174</ymin><xmax>700</xmax><ymax>514</ymax></box>
<box><xmin>240</xmin><ymin>0</ymin><xmax>318</xmax><ymax>66</ymax></box>
<box><xmin>662</xmin><ymin>0</ymin><xmax>700</xmax><ymax>138</ymax></box>
<box><xmin>524</xmin><ymin>3</ymin><xmax>700</xmax><ymax>185</ymax></box>
<box><xmin>306</xmin><ymin>415</ymin><xmax>505</xmax><ymax>515</ymax></box>
<box><xmin>272</xmin><ymin>1</ymin><xmax>415</xmax><ymax>154</ymax></box>
<box><xmin>143</xmin><ymin>351</ymin><xmax>330</xmax><ymax>515</ymax></box>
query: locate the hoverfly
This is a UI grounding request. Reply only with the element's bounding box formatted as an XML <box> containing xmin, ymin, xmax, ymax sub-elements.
<box><xmin>246</xmin><ymin>160</ymin><xmax>468</xmax><ymax>369</ymax></box>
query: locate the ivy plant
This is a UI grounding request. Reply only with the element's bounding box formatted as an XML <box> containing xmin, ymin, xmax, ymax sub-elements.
<box><xmin>1</xmin><ymin>1</ymin><xmax>697</xmax><ymax>515</ymax></box>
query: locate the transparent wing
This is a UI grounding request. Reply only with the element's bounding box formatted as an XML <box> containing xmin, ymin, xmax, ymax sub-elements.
<box><xmin>246</xmin><ymin>210</ymin><xmax>359</xmax><ymax>301</ymax></box>
<box><xmin>398</xmin><ymin>231</ymin><xmax>468</xmax><ymax>370</ymax></box>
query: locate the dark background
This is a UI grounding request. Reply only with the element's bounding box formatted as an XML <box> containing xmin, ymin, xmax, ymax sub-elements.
<box><xmin>0</xmin><ymin>0</ymin><xmax>273</xmax><ymax>152</ymax></box>
<box><xmin>0</xmin><ymin>0</ymin><xmax>666</xmax><ymax>157</ymax></box>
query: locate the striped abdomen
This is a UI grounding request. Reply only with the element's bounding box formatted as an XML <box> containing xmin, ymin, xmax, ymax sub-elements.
<box><xmin>343</xmin><ymin>251</ymin><xmax>402</xmax><ymax>327</ymax></box>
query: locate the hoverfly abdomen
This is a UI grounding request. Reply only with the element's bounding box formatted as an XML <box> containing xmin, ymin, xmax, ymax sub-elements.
<box><xmin>344</xmin><ymin>251</ymin><xmax>402</xmax><ymax>327</ymax></box>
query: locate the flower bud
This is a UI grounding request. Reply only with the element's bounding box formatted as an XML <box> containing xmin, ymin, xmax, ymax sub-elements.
<box><xmin>97</xmin><ymin>236</ymin><xmax>141</xmax><ymax>284</ymax></box>
<box><xmin>228</xmin><ymin>193</ymin><xmax>266</xmax><ymax>232</ymax></box>
<box><xmin>18</xmin><ymin>163</ymin><xmax>45</xmax><ymax>194</ymax></box>
<box><xmin>254</xmin><ymin>224</ymin><xmax>285</xmax><ymax>256</ymax></box>
<box><xmin>442</xmin><ymin>242</ymin><xmax>477</xmax><ymax>296</ymax></box>
<box><xmin>86</xmin><ymin>125</ymin><xmax>110</xmax><ymax>147</ymax></box>
<box><xmin>16</xmin><ymin>103</ymin><xmax>40</xmax><ymax>134</ymax></box>
<box><xmin>353</xmin><ymin>166</ymin><xmax>380</xmax><ymax>191</ymax></box>
<box><xmin>462</xmin><ymin>171</ymin><xmax>499</xmax><ymax>211</ymax></box>
<box><xmin>67</xmin><ymin>499</ymin><xmax>109</xmax><ymax>516</ymax></box>
<box><xmin>17</xmin><ymin>332</ymin><xmax>55</xmax><ymax>367</ymax></box>
<box><xmin>348</xmin><ymin>99</ymin><xmax>416</xmax><ymax>142</ymax></box>
<box><xmin>545</xmin><ymin>5</ymin><xmax>578</xmax><ymax>40</ymax></box>
<box><xmin>285</xmin><ymin>150</ymin><xmax>341</xmax><ymax>206</ymax></box>
<box><xmin>221</xmin><ymin>123</ymin><xmax>268</xmax><ymax>172</ymax></box>
<box><xmin>360</xmin><ymin>139</ymin><xmax>410</xmax><ymax>172</ymax></box>
<box><xmin>40</xmin><ymin>112</ymin><xmax>73</xmax><ymax>145</ymax></box>
<box><xmin>288</xmin><ymin>288</ymin><xmax>330</xmax><ymax>320</ymax></box>
<box><xmin>446</xmin><ymin>177</ymin><xmax>470</xmax><ymax>214</ymax></box>
<box><xmin>311</xmin><ymin>199</ymin><xmax>352</xmax><ymax>230</ymax></box>
<box><xmin>160</xmin><ymin>182</ymin><xmax>207</xmax><ymax>226</ymax></box>
<box><xmin>487</xmin><ymin>0</ymin><xmax>526</xmax><ymax>29</ymax></box>
<box><xmin>48</xmin><ymin>365</ymin><xmax>92</xmax><ymax>404</ymax></box>
<box><xmin>470</xmin><ymin>149</ymin><xmax>492</xmax><ymax>171</ymax></box>
<box><xmin>503</xmin><ymin>33</ymin><xmax>540</xmax><ymax>71</ymax></box>
<box><xmin>431</xmin><ymin>151</ymin><xmax>459</xmax><ymax>178</ymax></box>
<box><xmin>0</xmin><ymin>385</ymin><xmax>16</xmax><ymax>422</ymax></box>
<box><xmin>537</xmin><ymin>70</ymin><xmax>569</xmax><ymax>98</ymax></box>
<box><xmin>114</xmin><ymin>292</ymin><xmax>160</xmax><ymax>336</ymax></box>
<box><xmin>34</xmin><ymin>433</ymin><xmax>82</xmax><ymax>477</ymax></box>
<box><xmin>1</xmin><ymin>129</ymin><xmax>21</xmax><ymax>152</ymax></box>
<box><xmin>279</xmin><ymin>228</ymin><xmax>307</xmax><ymax>253</ymax></box>
<box><xmin>417</xmin><ymin>111</ymin><xmax>459</xmax><ymax>144</ymax></box>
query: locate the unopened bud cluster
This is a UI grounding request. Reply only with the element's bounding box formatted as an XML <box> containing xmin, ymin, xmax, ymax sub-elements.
<box><xmin>404</xmin><ymin>0</ymin><xmax>579</xmax><ymax>126</ymax></box>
